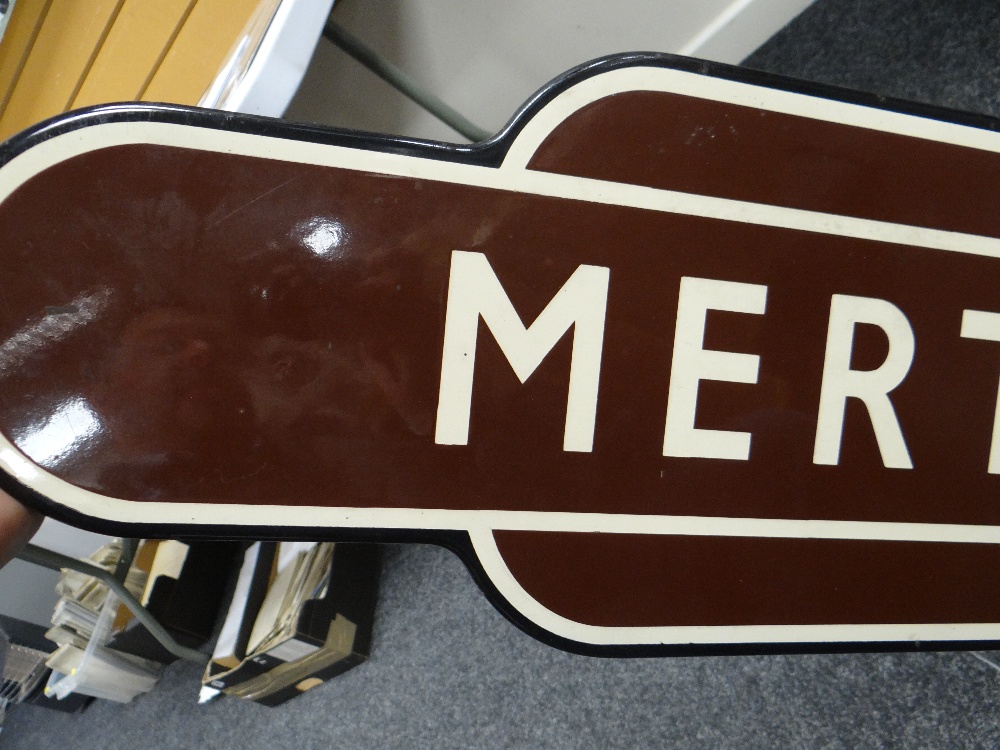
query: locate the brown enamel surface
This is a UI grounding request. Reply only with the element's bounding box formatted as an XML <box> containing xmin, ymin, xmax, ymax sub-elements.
<box><xmin>494</xmin><ymin>530</ymin><xmax>1000</xmax><ymax>627</ymax></box>
<box><xmin>528</xmin><ymin>90</ymin><xmax>1000</xmax><ymax>237</ymax></box>
<box><xmin>3</xmin><ymin>84</ymin><xmax>1000</xmax><ymax>633</ymax></box>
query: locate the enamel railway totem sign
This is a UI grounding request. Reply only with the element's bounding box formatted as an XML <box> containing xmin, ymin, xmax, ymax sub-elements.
<box><xmin>3</xmin><ymin>54</ymin><xmax>1000</xmax><ymax>655</ymax></box>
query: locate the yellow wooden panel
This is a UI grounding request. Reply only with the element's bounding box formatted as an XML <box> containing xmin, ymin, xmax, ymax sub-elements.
<box><xmin>0</xmin><ymin>0</ymin><xmax>126</xmax><ymax>140</ymax></box>
<box><xmin>72</xmin><ymin>0</ymin><xmax>198</xmax><ymax>108</ymax></box>
<box><xmin>0</xmin><ymin>0</ymin><xmax>54</xmax><ymax>123</ymax></box>
<box><xmin>141</xmin><ymin>0</ymin><xmax>261</xmax><ymax>106</ymax></box>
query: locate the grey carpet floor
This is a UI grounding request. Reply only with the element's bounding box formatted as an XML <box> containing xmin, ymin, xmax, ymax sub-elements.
<box><xmin>6</xmin><ymin>0</ymin><xmax>1000</xmax><ymax>747</ymax></box>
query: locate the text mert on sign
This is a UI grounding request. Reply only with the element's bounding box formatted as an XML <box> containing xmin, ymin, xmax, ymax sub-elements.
<box><xmin>2</xmin><ymin>55</ymin><xmax>1000</xmax><ymax>655</ymax></box>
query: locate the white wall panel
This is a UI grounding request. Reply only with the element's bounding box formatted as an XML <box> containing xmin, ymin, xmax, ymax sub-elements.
<box><xmin>286</xmin><ymin>0</ymin><xmax>816</xmax><ymax>141</ymax></box>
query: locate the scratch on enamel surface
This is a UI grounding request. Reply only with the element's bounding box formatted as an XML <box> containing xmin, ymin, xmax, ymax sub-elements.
<box><xmin>205</xmin><ymin>175</ymin><xmax>300</xmax><ymax>229</ymax></box>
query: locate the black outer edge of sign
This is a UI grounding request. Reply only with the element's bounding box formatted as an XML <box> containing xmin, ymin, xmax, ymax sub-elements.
<box><xmin>4</xmin><ymin>52</ymin><xmax>1000</xmax><ymax>657</ymax></box>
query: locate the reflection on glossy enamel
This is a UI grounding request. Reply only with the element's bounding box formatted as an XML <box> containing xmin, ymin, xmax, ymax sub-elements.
<box><xmin>0</xmin><ymin>447</ymin><xmax>39</xmax><ymax>480</ymax></box>
<box><xmin>294</xmin><ymin>217</ymin><xmax>346</xmax><ymax>258</ymax></box>
<box><xmin>0</xmin><ymin>288</ymin><xmax>112</xmax><ymax>379</ymax></box>
<box><xmin>16</xmin><ymin>397</ymin><xmax>103</xmax><ymax>467</ymax></box>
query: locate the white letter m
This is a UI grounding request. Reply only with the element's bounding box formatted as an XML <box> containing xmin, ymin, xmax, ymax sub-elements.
<box><xmin>434</xmin><ymin>250</ymin><xmax>609</xmax><ymax>452</ymax></box>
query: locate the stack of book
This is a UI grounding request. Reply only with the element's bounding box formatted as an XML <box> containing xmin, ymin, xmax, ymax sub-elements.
<box><xmin>203</xmin><ymin>541</ymin><xmax>380</xmax><ymax>707</ymax></box>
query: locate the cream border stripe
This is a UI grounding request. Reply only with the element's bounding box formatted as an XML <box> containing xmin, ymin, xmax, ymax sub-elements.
<box><xmin>2</xmin><ymin>440</ymin><xmax>998</xmax><ymax>547</ymax></box>
<box><xmin>3</xmin><ymin>119</ymin><xmax>1000</xmax><ymax>259</ymax></box>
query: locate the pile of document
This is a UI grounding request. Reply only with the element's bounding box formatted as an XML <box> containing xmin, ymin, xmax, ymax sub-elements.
<box><xmin>42</xmin><ymin>539</ymin><xmax>240</xmax><ymax>704</ymax></box>
<box><xmin>45</xmin><ymin>541</ymin><xmax>147</xmax><ymax>650</ymax></box>
<box><xmin>34</xmin><ymin>537</ymin><xmax>376</xmax><ymax>707</ymax></box>
<box><xmin>202</xmin><ymin>541</ymin><xmax>380</xmax><ymax>707</ymax></box>
<box><xmin>43</xmin><ymin>540</ymin><xmax>162</xmax><ymax>703</ymax></box>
